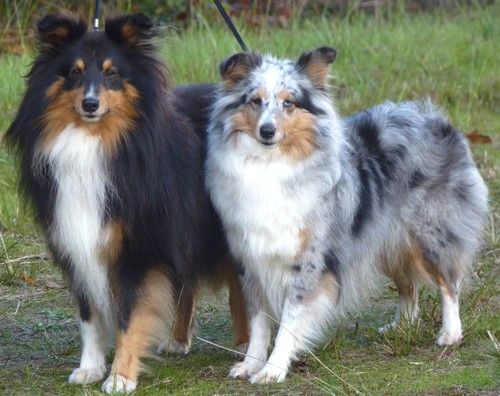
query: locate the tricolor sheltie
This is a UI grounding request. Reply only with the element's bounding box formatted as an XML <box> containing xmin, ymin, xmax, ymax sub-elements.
<box><xmin>6</xmin><ymin>13</ymin><xmax>248</xmax><ymax>393</ymax></box>
<box><xmin>205</xmin><ymin>48</ymin><xmax>488</xmax><ymax>383</ymax></box>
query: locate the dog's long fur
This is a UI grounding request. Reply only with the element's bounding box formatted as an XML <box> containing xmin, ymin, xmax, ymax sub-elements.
<box><xmin>206</xmin><ymin>48</ymin><xmax>489</xmax><ymax>383</ymax></box>
<box><xmin>6</xmin><ymin>13</ymin><xmax>247</xmax><ymax>393</ymax></box>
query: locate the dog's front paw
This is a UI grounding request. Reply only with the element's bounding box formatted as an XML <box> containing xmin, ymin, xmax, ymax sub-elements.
<box><xmin>157</xmin><ymin>339</ymin><xmax>191</xmax><ymax>355</ymax></box>
<box><xmin>250</xmin><ymin>364</ymin><xmax>287</xmax><ymax>384</ymax></box>
<box><xmin>229</xmin><ymin>360</ymin><xmax>264</xmax><ymax>379</ymax></box>
<box><xmin>68</xmin><ymin>366</ymin><xmax>106</xmax><ymax>384</ymax></box>
<box><xmin>101</xmin><ymin>374</ymin><xmax>137</xmax><ymax>394</ymax></box>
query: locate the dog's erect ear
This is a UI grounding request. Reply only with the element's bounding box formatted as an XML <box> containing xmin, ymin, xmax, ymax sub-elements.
<box><xmin>37</xmin><ymin>13</ymin><xmax>87</xmax><ymax>53</ymax></box>
<box><xmin>105</xmin><ymin>13</ymin><xmax>157</xmax><ymax>48</ymax></box>
<box><xmin>219</xmin><ymin>52</ymin><xmax>262</xmax><ymax>88</ymax></box>
<box><xmin>297</xmin><ymin>47</ymin><xmax>337</xmax><ymax>88</ymax></box>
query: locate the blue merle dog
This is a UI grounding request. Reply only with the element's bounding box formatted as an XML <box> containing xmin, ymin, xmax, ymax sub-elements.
<box><xmin>205</xmin><ymin>47</ymin><xmax>489</xmax><ymax>383</ymax></box>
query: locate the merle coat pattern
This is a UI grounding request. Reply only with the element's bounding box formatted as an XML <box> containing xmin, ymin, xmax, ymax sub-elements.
<box><xmin>205</xmin><ymin>48</ymin><xmax>488</xmax><ymax>383</ymax></box>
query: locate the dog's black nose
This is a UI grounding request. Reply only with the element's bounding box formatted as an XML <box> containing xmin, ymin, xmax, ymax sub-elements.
<box><xmin>82</xmin><ymin>98</ymin><xmax>99</xmax><ymax>113</ymax></box>
<box><xmin>260</xmin><ymin>123</ymin><xmax>276</xmax><ymax>140</ymax></box>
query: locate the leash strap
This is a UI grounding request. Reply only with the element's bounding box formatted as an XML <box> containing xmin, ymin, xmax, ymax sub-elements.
<box><xmin>213</xmin><ymin>0</ymin><xmax>248</xmax><ymax>52</ymax></box>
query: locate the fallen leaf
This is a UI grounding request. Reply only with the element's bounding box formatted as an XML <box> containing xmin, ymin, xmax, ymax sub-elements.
<box><xmin>19</xmin><ymin>273</ymin><xmax>36</xmax><ymax>286</ymax></box>
<box><xmin>467</xmin><ymin>130</ymin><xmax>492</xmax><ymax>144</ymax></box>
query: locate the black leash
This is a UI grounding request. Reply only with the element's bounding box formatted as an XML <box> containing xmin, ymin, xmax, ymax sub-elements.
<box><xmin>213</xmin><ymin>0</ymin><xmax>248</xmax><ymax>52</ymax></box>
<box><xmin>92</xmin><ymin>0</ymin><xmax>247</xmax><ymax>50</ymax></box>
<box><xmin>94</xmin><ymin>0</ymin><xmax>101</xmax><ymax>31</ymax></box>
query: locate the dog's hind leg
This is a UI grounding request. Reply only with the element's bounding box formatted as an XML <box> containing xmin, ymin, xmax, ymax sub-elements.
<box><xmin>68</xmin><ymin>297</ymin><xmax>108</xmax><ymax>384</ymax></box>
<box><xmin>409</xmin><ymin>234</ymin><xmax>465</xmax><ymax>345</ymax></box>
<box><xmin>437</xmin><ymin>284</ymin><xmax>462</xmax><ymax>345</ymax></box>
<box><xmin>102</xmin><ymin>269</ymin><xmax>173</xmax><ymax>394</ymax></box>
<box><xmin>227</xmin><ymin>269</ymin><xmax>249</xmax><ymax>352</ymax></box>
<box><xmin>379</xmin><ymin>281</ymin><xmax>419</xmax><ymax>333</ymax></box>
<box><xmin>157</xmin><ymin>285</ymin><xmax>195</xmax><ymax>355</ymax></box>
<box><xmin>380</xmin><ymin>248</ymin><xmax>420</xmax><ymax>333</ymax></box>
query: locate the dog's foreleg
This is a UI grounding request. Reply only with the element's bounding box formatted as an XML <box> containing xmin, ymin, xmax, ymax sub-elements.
<box><xmin>250</xmin><ymin>272</ymin><xmax>335</xmax><ymax>384</ymax></box>
<box><xmin>102</xmin><ymin>269</ymin><xmax>172</xmax><ymax>394</ymax></box>
<box><xmin>229</xmin><ymin>275</ymin><xmax>270</xmax><ymax>379</ymax></box>
<box><xmin>249</xmin><ymin>297</ymin><xmax>302</xmax><ymax>384</ymax></box>
<box><xmin>68</xmin><ymin>299</ymin><xmax>108</xmax><ymax>385</ymax></box>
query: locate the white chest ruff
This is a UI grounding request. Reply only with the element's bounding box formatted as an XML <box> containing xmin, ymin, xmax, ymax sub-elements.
<box><xmin>208</xmin><ymin>150</ymin><xmax>325</xmax><ymax>315</ymax></box>
<box><xmin>39</xmin><ymin>125</ymin><xmax>110</xmax><ymax>316</ymax></box>
<box><xmin>209</xmin><ymin>149</ymin><xmax>320</xmax><ymax>267</ymax></box>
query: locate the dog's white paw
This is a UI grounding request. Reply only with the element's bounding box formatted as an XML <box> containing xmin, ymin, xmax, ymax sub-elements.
<box><xmin>378</xmin><ymin>321</ymin><xmax>398</xmax><ymax>334</ymax></box>
<box><xmin>101</xmin><ymin>374</ymin><xmax>137</xmax><ymax>394</ymax></box>
<box><xmin>157</xmin><ymin>339</ymin><xmax>191</xmax><ymax>355</ymax></box>
<box><xmin>229</xmin><ymin>360</ymin><xmax>264</xmax><ymax>379</ymax></box>
<box><xmin>437</xmin><ymin>328</ymin><xmax>463</xmax><ymax>346</ymax></box>
<box><xmin>68</xmin><ymin>366</ymin><xmax>106</xmax><ymax>384</ymax></box>
<box><xmin>250</xmin><ymin>364</ymin><xmax>287</xmax><ymax>384</ymax></box>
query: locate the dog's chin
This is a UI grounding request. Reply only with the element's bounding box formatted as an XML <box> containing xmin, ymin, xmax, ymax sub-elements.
<box><xmin>78</xmin><ymin>111</ymin><xmax>108</xmax><ymax>123</ymax></box>
<box><xmin>258</xmin><ymin>139</ymin><xmax>280</xmax><ymax>147</ymax></box>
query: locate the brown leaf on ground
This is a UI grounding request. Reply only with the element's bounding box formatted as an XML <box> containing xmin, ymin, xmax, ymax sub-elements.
<box><xmin>467</xmin><ymin>130</ymin><xmax>492</xmax><ymax>144</ymax></box>
<box><xmin>19</xmin><ymin>273</ymin><xmax>36</xmax><ymax>286</ymax></box>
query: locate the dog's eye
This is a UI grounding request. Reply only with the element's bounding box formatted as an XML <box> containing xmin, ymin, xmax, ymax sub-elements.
<box><xmin>283</xmin><ymin>99</ymin><xmax>295</xmax><ymax>108</ymax></box>
<box><xmin>68</xmin><ymin>66</ymin><xmax>82</xmax><ymax>80</ymax></box>
<box><xmin>251</xmin><ymin>97</ymin><xmax>262</xmax><ymax>107</ymax></box>
<box><xmin>104</xmin><ymin>67</ymin><xmax>118</xmax><ymax>79</ymax></box>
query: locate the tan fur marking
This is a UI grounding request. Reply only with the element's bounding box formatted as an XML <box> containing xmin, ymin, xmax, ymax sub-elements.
<box><xmin>410</xmin><ymin>240</ymin><xmax>453</xmax><ymax>296</ymax></box>
<box><xmin>194</xmin><ymin>257</ymin><xmax>249</xmax><ymax>348</ymax></box>
<box><xmin>226</xmin><ymin>264</ymin><xmax>249</xmax><ymax>348</ymax></box>
<box><xmin>382</xmin><ymin>238</ymin><xmax>453</xmax><ymax>297</ymax></box>
<box><xmin>230</xmin><ymin>106</ymin><xmax>258</xmax><ymax>140</ymax></box>
<box><xmin>42</xmin><ymin>86</ymin><xmax>84</xmax><ymax>146</ymax></box>
<box><xmin>101</xmin><ymin>221</ymin><xmax>124</xmax><ymax>266</ymax></box>
<box><xmin>279</xmin><ymin>90</ymin><xmax>297</xmax><ymax>115</ymax></box>
<box><xmin>45</xmin><ymin>78</ymin><xmax>64</xmax><ymax>99</ymax></box>
<box><xmin>102</xmin><ymin>59</ymin><xmax>113</xmax><ymax>71</ymax></box>
<box><xmin>42</xmin><ymin>82</ymin><xmax>139</xmax><ymax>154</ymax></box>
<box><xmin>51</xmin><ymin>26</ymin><xmax>71</xmax><ymax>40</ymax></box>
<box><xmin>303</xmin><ymin>58</ymin><xmax>330</xmax><ymax>88</ymax></box>
<box><xmin>222</xmin><ymin>65</ymin><xmax>254</xmax><ymax>89</ymax></box>
<box><xmin>255</xmin><ymin>88</ymin><xmax>266</xmax><ymax>100</ymax></box>
<box><xmin>171</xmin><ymin>288</ymin><xmax>196</xmax><ymax>345</ymax></box>
<box><xmin>98</xmin><ymin>83</ymin><xmax>139</xmax><ymax>153</ymax></box>
<box><xmin>74</xmin><ymin>58</ymin><xmax>85</xmax><ymax>70</ymax></box>
<box><xmin>381</xmin><ymin>249</ymin><xmax>418</xmax><ymax>304</ymax></box>
<box><xmin>278</xmin><ymin>109</ymin><xmax>318</xmax><ymax>161</ymax></box>
<box><xmin>306</xmin><ymin>271</ymin><xmax>339</xmax><ymax>303</ymax></box>
<box><xmin>295</xmin><ymin>228</ymin><xmax>311</xmax><ymax>259</ymax></box>
<box><xmin>111</xmin><ymin>269</ymin><xmax>173</xmax><ymax>382</ymax></box>
<box><xmin>121</xmin><ymin>24</ymin><xmax>136</xmax><ymax>42</ymax></box>
<box><xmin>278</xmin><ymin>90</ymin><xmax>292</xmax><ymax>101</ymax></box>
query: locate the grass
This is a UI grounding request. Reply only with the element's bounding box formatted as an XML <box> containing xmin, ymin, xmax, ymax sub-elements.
<box><xmin>1</xmin><ymin>4</ymin><xmax>499</xmax><ymax>395</ymax></box>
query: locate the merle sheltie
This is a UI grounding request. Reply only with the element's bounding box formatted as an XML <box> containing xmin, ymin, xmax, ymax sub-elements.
<box><xmin>205</xmin><ymin>48</ymin><xmax>489</xmax><ymax>383</ymax></box>
<box><xmin>6</xmin><ymin>13</ymin><xmax>248</xmax><ymax>393</ymax></box>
